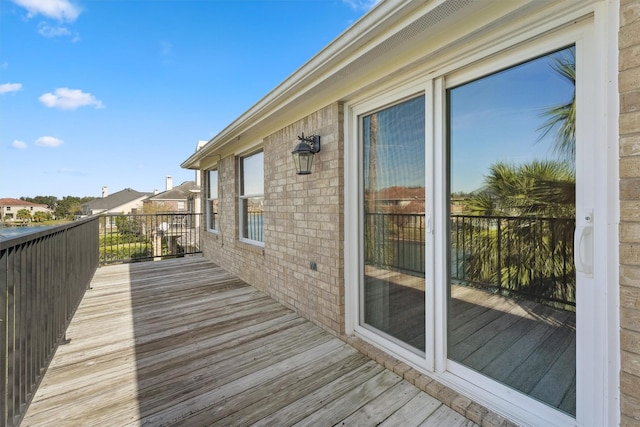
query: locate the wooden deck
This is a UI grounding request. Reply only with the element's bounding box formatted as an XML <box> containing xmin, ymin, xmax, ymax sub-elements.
<box><xmin>364</xmin><ymin>267</ymin><xmax>576</xmax><ymax>416</ymax></box>
<box><xmin>22</xmin><ymin>256</ymin><xmax>476</xmax><ymax>427</ymax></box>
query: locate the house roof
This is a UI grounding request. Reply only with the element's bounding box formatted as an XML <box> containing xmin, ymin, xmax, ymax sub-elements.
<box><xmin>147</xmin><ymin>181</ymin><xmax>197</xmax><ymax>201</ymax></box>
<box><xmin>83</xmin><ymin>188</ymin><xmax>151</xmax><ymax>211</ymax></box>
<box><xmin>373</xmin><ymin>186</ymin><xmax>425</xmax><ymax>201</ymax></box>
<box><xmin>0</xmin><ymin>198</ymin><xmax>48</xmax><ymax>208</ymax></box>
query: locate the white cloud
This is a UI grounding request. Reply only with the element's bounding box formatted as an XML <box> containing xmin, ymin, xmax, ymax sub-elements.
<box><xmin>11</xmin><ymin>0</ymin><xmax>81</xmax><ymax>22</ymax></box>
<box><xmin>35</xmin><ymin>136</ymin><xmax>64</xmax><ymax>147</ymax></box>
<box><xmin>0</xmin><ymin>83</ymin><xmax>23</xmax><ymax>94</ymax></box>
<box><xmin>36</xmin><ymin>22</ymin><xmax>80</xmax><ymax>41</ymax></box>
<box><xmin>11</xmin><ymin>140</ymin><xmax>28</xmax><ymax>149</ymax></box>
<box><xmin>39</xmin><ymin>87</ymin><xmax>104</xmax><ymax>110</ymax></box>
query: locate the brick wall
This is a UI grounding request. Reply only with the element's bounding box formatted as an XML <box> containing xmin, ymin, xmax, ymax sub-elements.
<box><xmin>620</xmin><ymin>0</ymin><xmax>640</xmax><ymax>425</ymax></box>
<box><xmin>200</xmin><ymin>102</ymin><xmax>345</xmax><ymax>334</ymax></box>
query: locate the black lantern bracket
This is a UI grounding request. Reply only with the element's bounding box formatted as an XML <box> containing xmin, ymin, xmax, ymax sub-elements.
<box><xmin>296</xmin><ymin>133</ymin><xmax>320</xmax><ymax>154</ymax></box>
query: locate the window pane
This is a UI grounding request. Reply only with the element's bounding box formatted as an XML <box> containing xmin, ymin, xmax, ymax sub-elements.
<box><xmin>241</xmin><ymin>197</ymin><xmax>264</xmax><ymax>242</ymax></box>
<box><xmin>209</xmin><ymin>199</ymin><xmax>218</xmax><ymax>230</ymax></box>
<box><xmin>242</xmin><ymin>151</ymin><xmax>264</xmax><ymax>196</ymax></box>
<box><xmin>447</xmin><ymin>47</ymin><xmax>576</xmax><ymax>415</ymax></box>
<box><xmin>208</xmin><ymin>170</ymin><xmax>218</xmax><ymax>199</ymax></box>
<box><xmin>362</xmin><ymin>95</ymin><xmax>426</xmax><ymax>353</ymax></box>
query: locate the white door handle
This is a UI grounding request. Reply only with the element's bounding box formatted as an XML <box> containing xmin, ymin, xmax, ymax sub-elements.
<box><xmin>574</xmin><ymin>223</ymin><xmax>593</xmax><ymax>276</ymax></box>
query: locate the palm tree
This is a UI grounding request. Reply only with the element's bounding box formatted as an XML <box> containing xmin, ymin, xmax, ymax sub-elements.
<box><xmin>466</xmin><ymin>161</ymin><xmax>575</xmax><ymax>218</ymax></box>
<box><xmin>455</xmin><ymin>161</ymin><xmax>576</xmax><ymax>308</ymax></box>
<box><xmin>538</xmin><ymin>47</ymin><xmax>576</xmax><ymax>163</ymax></box>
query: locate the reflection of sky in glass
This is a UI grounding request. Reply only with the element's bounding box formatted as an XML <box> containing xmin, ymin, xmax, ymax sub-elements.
<box><xmin>449</xmin><ymin>47</ymin><xmax>574</xmax><ymax>193</ymax></box>
<box><xmin>208</xmin><ymin>170</ymin><xmax>218</xmax><ymax>199</ymax></box>
<box><xmin>242</xmin><ymin>151</ymin><xmax>264</xmax><ymax>195</ymax></box>
<box><xmin>364</xmin><ymin>96</ymin><xmax>425</xmax><ymax>191</ymax></box>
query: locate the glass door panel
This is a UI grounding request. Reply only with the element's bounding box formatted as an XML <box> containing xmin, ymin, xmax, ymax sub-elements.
<box><xmin>447</xmin><ymin>47</ymin><xmax>576</xmax><ymax>415</ymax></box>
<box><xmin>362</xmin><ymin>95</ymin><xmax>426</xmax><ymax>353</ymax></box>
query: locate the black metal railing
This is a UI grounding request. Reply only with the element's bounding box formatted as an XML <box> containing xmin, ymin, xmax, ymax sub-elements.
<box><xmin>451</xmin><ymin>214</ymin><xmax>575</xmax><ymax>308</ymax></box>
<box><xmin>364</xmin><ymin>212</ymin><xmax>575</xmax><ymax>308</ymax></box>
<box><xmin>99</xmin><ymin>213</ymin><xmax>202</xmax><ymax>265</ymax></box>
<box><xmin>0</xmin><ymin>218</ymin><xmax>99</xmax><ymax>427</ymax></box>
<box><xmin>364</xmin><ymin>213</ymin><xmax>426</xmax><ymax>276</ymax></box>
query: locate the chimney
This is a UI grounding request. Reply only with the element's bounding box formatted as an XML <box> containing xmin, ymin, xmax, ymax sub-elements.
<box><xmin>102</xmin><ymin>186</ymin><xmax>108</xmax><ymax>198</ymax></box>
<box><xmin>166</xmin><ymin>176</ymin><xmax>173</xmax><ymax>191</ymax></box>
<box><xmin>154</xmin><ymin>188</ymin><xmax>159</xmax><ymax>195</ymax></box>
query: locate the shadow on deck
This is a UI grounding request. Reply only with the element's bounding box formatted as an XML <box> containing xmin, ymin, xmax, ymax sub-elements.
<box><xmin>22</xmin><ymin>257</ymin><xmax>476</xmax><ymax>427</ymax></box>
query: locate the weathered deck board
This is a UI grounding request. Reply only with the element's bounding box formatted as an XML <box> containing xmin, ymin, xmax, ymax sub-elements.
<box><xmin>364</xmin><ymin>265</ymin><xmax>576</xmax><ymax>415</ymax></box>
<box><xmin>22</xmin><ymin>257</ymin><xmax>477</xmax><ymax>427</ymax></box>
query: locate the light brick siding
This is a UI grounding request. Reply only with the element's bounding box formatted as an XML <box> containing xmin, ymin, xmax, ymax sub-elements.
<box><xmin>201</xmin><ymin>103</ymin><xmax>345</xmax><ymax>334</ymax></box>
<box><xmin>620</xmin><ymin>0</ymin><xmax>640</xmax><ymax>425</ymax></box>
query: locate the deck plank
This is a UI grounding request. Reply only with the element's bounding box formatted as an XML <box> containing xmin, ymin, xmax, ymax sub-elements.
<box><xmin>21</xmin><ymin>257</ymin><xmax>478</xmax><ymax>427</ymax></box>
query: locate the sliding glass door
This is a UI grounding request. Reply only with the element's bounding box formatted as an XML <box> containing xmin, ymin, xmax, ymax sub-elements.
<box><xmin>447</xmin><ymin>46</ymin><xmax>577</xmax><ymax>415</ymax></box>
<box><xmin>361</xmin><ymin>95</ymin><xmax>426</xmax><ymax>353</ymax></box>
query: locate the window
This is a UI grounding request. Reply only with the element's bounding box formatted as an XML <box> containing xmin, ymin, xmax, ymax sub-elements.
<box><xmin>239</xmin><ymin>151</ymin><xmax>264</xmax><ymax>244</ymax></box>
<box><xmin>178</xmin><ymin>201</ymin><xmax>185</xmax><ymax>211</ymax></box>
<box><xmin>206</xmin><ymin>169</ymin><xmax>219</xmax><ymax>232</ymax></box>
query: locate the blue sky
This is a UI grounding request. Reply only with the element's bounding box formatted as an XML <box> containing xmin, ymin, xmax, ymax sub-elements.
<box><xmin>0</xmin><ymin>0</ymin><xmax>376</xmax><ymax>199</ymax></box>
<box><xmin>360</xmin><ymin>47</ymin><xmax>574</xmax><ymax>194</ymax></box>
<box><xmin>450</xmin><ymin>47</ymin><xmax>575</xmax><ymax>193</ymax></box>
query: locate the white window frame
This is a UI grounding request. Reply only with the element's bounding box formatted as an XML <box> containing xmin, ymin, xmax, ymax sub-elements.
<box><xmin>345</xmin><ymin>6</ymin><xmax>617</xmax><ymax>427</ymax></box>
<box><xmin>238</xmin><ymin>150</ymin><xmax>265</xmax><ymax>247</ymax></box>
<box><xmin>206</xmin><ymin>169</ymin><xmax>219</xmax><ymax>233</ymax></box>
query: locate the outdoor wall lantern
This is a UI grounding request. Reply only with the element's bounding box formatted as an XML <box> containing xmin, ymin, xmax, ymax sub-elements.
<box><xmin>291</xmin><ymin>133</ymin><xmax>321</xmax><ymax>175</ymax></box>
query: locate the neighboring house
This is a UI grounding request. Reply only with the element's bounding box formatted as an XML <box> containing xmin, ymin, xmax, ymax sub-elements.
<box><xmin>0</xmin><ymin>198</ymin><xmax>52</xmax><ymax>221</ymax></box>
<box><xmin>81</xmin><ymin>188</ymin><xmax>151</xmax><ymax>216</ymax></box>
<box><xmin>182</xmin><ymin>1</ymin><xmax>633</xmax><ymax>426</ymax></box>
<box><xmin>143</xmin><ymin>178</ymin><xmax>198</xmax><ymax>213</ymax></box>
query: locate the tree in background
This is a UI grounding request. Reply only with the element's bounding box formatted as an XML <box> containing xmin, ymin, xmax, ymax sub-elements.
<box><xmin>142</xmin><ymin>202</ymin><xmax>170</xmax><ymax>214</ymax></box>
<box><xmin>33</xmin><ymin>211</ymin><xmax>53</xmax><ymax>222</ymax></box>
<box><xmin>16</xmin><ymin>209</ymin><xmax>31</xmax><ymax>222</ymax></box>
<box><xmin>20</xmin><ymin>195</ymin><xmax>96</xmax><ymax>220</ymax></box>
<box><xmin>20</xmin><ymin>196</ymin><xmax>57</xmax><ymax>211</ymax></box>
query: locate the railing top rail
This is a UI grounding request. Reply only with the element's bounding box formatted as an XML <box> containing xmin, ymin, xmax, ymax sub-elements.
<box><xmin>99</xmin><ymin>212</ymin><xmax>190</xmax><ymax>217</ymax></box>
<box><xmin>0</xmin><ymin>216</ymin><xmax>99</xmax><ymax>250</ymax></box>
<box><xmin>366</xmin><ymin>212</ymin><xmax>574</xmax><ymax>222</ymax></box>
<box><xmin>451</xmin><ymin>214</ymin><xmax>575</xmax><ymax>222</ymax></box>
